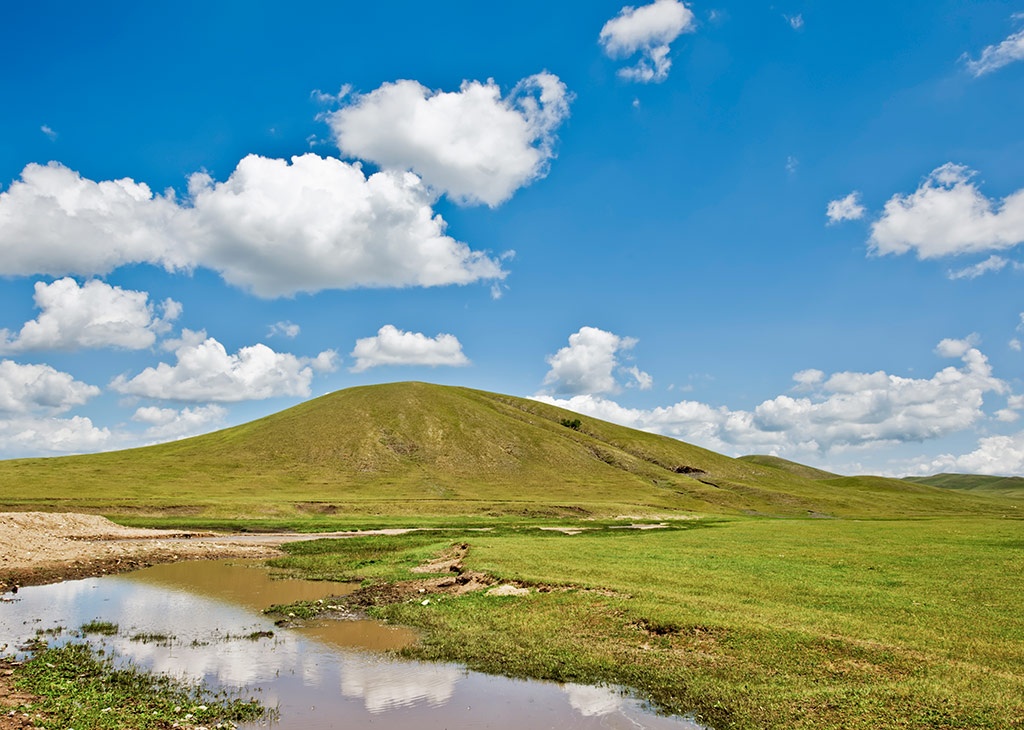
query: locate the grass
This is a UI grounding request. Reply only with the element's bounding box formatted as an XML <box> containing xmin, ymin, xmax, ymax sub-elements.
<box><xmin>270</xmin><ymin>517</ymin><xmax>1024</xmax><ymax>730</ymax></box>
<box><xmin>129</xmin><ymin>632</ymin><xmax>173</xmax><ymax>644</ymax></box>
<box><xmin>80</xmin><ymin>620</ymin><xmax>118</xmax><ymax>636</ymax></box>
<box><xmin>9</xmin><ymin>643</ymin><xmax>267</xmax><ymax>729</ymax></box>
<box><xmin>905</xmin><ymin>473</ymin><xmax>1024</xmax><ymax>499</ymax></box>
<box><xmin>0</xmin><ymin>383</ymin><xmax>1019</xmax><ymax>522</ymax></box>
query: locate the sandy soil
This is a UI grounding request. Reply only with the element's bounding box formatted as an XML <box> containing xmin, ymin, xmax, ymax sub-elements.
<box><xmin>0</xmin><ymin>512</ymin><xmax>281</xmax><ymax>592</ymax></box>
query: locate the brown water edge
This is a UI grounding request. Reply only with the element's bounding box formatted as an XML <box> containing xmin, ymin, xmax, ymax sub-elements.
<box><xmin>117</xmin><ymin>559</ymin><xmax>419</xmax><ymax>652</ymax></box>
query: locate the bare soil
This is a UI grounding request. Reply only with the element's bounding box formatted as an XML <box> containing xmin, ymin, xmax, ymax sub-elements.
<box><xmin>0</xmin><ymin>512</ymin><xmax>280</xmax><ymax>592</ymax></box>
<box><xmin>0</xmin><ymin>659</ymin><xmax>41</xmax><ymax>730</ymax></box>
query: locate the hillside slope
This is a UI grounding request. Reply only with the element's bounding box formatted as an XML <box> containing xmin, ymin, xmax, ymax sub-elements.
<box><xmin>0</xmin><ymin>383</ymin><xmax>1015</xmax><ymax>520</ymax></box>
<box><xmin>905</xmin><ymin>473</ymin><xmax>1024</xmax><ymax>499</ymax></box>
<box><xmin>737</xmin><ymin>455</ymin><xmax>839</xmax><ymax>480</ymax></box>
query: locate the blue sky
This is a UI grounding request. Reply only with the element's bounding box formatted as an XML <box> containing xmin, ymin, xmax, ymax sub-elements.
<box><xmin>1</xmin><ymin>0</ymin><xmax>1022</xmax><ymax>475</ymax></box>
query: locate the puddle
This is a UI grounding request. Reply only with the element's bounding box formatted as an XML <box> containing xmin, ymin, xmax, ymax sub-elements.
<box><xmin>0</xmin><ymin>560</ymin><xmax>707</xmax><ymax>729</ymax></box>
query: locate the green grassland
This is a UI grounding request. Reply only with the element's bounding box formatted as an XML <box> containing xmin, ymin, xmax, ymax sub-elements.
<box><xmin>270</xmin><ymin>519</ymin><xmax>1024</xmax><ymax>730</ymax></box>
<box><xmin>906</xmin><ymin>473</ymin><xmax>1024</xmax><ymax>500</ymax></box>
<box><xmin>0</xmin><ymin>382</ymin><xmax>1018</xmax><ymax>525</ymax></box>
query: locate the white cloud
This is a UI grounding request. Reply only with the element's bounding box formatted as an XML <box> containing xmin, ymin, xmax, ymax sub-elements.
<box><xmin>909</xmin><ymin>431</ymin><xmax>1024</xmax><ymax>476</ymax></box>
<box><xmin>132</xmin><ymin>404</ymin><xmax>226</xmax><ymax>440</ymax></box>
<box><xmin>599</xmin><ymin>0</ymin><xmax>696</xmax><ymax>83</ymax></box>
<box><xmin>947</xmin><ymin>254</ymin><xmax>1011</xmax><ymax>280</ymax></box>
<box><xmin>869</xmin><ymin>163</ymin><xmax>1024</xmax><ymax>259</ymax></box>
<box><xmin>625</xmin><ymin>365</ymin><xmax>653</xmax><ymax>390</ymax></box>
<box><xmin>0</xmin><ymin>278</ymin><xmax>180</xmax><ymax>353</ymax></box>
<box><xmin>541</xmin><ymin>326</ymin><xmax>644</xmax><ymax>395</ymax></box>
<box><xmin>0</xmin><ymin>415</ymin><xmax>110</xmax><ymax>456</ymax></box>
<box><xmin>826</xmin><ymin>192</ymin><xmax>866</xmax><ymax>224</ymax></box>
<box><xmin>1011</xmin><ymin>339</ymin><xmax>1022</xmax><ymax>352</ymax></box>
<box><xmin>311</xmin><ymin>84</ymin><xmax>352</xmax><ymax>105</ymax></box>
<box><xmin>793</xmin><ymin>369</ymin><xmax>825</xmax><ymax>388</ymax></box>
<box><xmin>963</xmin><ymin>22</ymin><xmax>1024</xmax><ymax>77</ymax></box>
<box><xmin>534</xmin><ymin>338</ymin><xmax>1007</xmax><ymax>458</ymax></box>
<box><xmin>110</xmin><ymin>329</ymin><xmax>338</xmax><ymax>402</ymax></box>
<box><xmin>40</xmin><ymin>125</ymin><xmax>57</xmax><ymax>141</ymax></box>
<box><xmin>934</xmin><ymin>333</ymin><xmax>980</xmax><ymax>358</ymax></box>
<box><xmin>786</xmin><ymin>155</ymin><xmax>799</xmax><ymax>174</ymax></box>
<box><xmin>267</xmin><ymin>321</ymin><xmax>300</xmax><ymax>338</ymax></box>
<box><xmin>327</xmin><ymin>74</ymin><xmax>571</xmax><ymax>207</ymax></box>
<box><xmin>0</xmin><ymin>360</ymin><xmax>107</xmax><ymax>457</ymax></box>
<box><xmin>784</xmin><ymin>13</ymin><xmax>804</xmax><ymax>30</ymax></box>
<box><xmin>0</xmin><ymin>360</ymin><xmax>99</xmax><ymax>414</ymax></box>
<box><xmin>349</xmin><ymin>325</ymin><xmax>469</xmax><ymax>373</ymax></box>
<box><xmin>0</xmin><ymin>155</ymin><xmax>505</xmax><ymax>298</ymax></box>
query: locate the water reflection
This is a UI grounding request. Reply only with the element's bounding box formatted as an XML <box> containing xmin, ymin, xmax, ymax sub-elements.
<box><xmin>0</xmin><ymin>560</ymin><xmax>707</xmax><ymax>729</ymax></box>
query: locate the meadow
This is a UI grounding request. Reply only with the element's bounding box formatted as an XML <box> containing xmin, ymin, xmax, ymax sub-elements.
<box><xmin>269</xmin><ymin>517</ymin><xmax>1024</xmax><ymax>730</ymax></box>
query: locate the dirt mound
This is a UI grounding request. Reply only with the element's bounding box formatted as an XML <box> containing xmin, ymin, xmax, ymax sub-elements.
<box><xmin>0</xmin><ymin>512</ymin><xmax>193</xmax><ymax>541</ymax></box>
<box><xmin>0</xmin><ymin>512</ymin><xmax>278</xmax><ymax>591</ymax></box>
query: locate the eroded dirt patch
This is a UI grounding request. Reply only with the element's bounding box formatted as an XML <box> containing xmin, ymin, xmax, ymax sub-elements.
<box><xmin>0</xmin><ymin>512</ymin><xmax>279</xmax><ymax>592</ymax></box>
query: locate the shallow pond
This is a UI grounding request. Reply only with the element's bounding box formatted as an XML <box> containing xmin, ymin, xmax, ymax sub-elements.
<box><xmin>0</xmin><ymin>560</ymin><xmax>706</xmax><ymax>729</ymax></box>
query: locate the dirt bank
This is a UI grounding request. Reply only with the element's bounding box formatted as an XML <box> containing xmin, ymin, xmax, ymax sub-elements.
<box><xmin>0</xmin><ymin>512</ymin><xmax>280</xmax><ymax>592</ymax></box>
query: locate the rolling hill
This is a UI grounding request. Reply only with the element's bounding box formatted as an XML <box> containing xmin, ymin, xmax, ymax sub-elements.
<box><xmin>0</xmin><ymin>382</ymin><xmax>1017</xmax><ymax>521</ymax></box>
<box><xmin>736</xmin><ymin>454</ymin><xmax>839</xmax><ymax>480</ymax></box>
<box><xmin>905</xmin><ymin>473</ymin><xmax>1024</xmax><ymax>499</ymax></box>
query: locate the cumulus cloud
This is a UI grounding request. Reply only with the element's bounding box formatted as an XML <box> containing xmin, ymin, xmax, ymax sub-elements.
<box><xmin>0</xmin><ymin>360</ymin><xmax>107</xmax><ymax>456</ymax></box>
<box><xmin>0</xmin><ymin>415</ymin><xmax>110</xmax><ymax>456</ymax></box>
<box><xmin>326</xmin><ymin>74</ymin><xmax>571</xmax><ymax>207</ymax></box>
<box><xmin>132</xmin><ymin>404</ymin><xmax>226</xmax><ymax>441</ymax></box>
<box><xmin>793</xmin><ymin>369</ymin><xmax>825</xmax><ymax>388</ymax></box>
<box><xmin>541</xmin><ymin>326</ymin><xmax>647</xmax><ymax>395</ymax></box>
<box><xmin>349</xmin><ymin>325</ymin><xmax>469</xmax><ymax>373</ymax></box>
<box><xmin>826</xmin><ymin>192</ymin><xmax>866</xmax><ymax>224</ymax></box>
<box><xmin>869</xmin><ymin>163</ymin><xmax>1024</xmax><ymax>259</ymax></box>
<box><xmin>0</xmin><ymin>155</ymin><xmax>505</xmax><ymax>297</ymax></box>
<box><xmin>0</xmin><ymin>278</ymin><xmax>180</xmax><ymax>353</ymax></box>
<box><xmin>110</xmin><ymin>329</ymin><xmax>338</xmax><ymax>402</ymax></box>
<box><xmin>40</xmin><ymin>125</ymin><xmax>57</xmax><ymax>141</ymax></box>
<box><xmin>963</xmin><ymin>21</ymin><xmax>1024</xmax><ymax>77</ymax></box>
<box><xmin>909</xmin><ymin>431</ymin><xmax>1024</xmax><ymax>476</ymax></box>
<box><xmin>0</xmin><ymin>360</ymin><xmax>99</xmax><ymax>414</ymax></box>
<box><xmin>534</xmin><ymin>337</ymin><xmax>1007</xmax><ymax>458</ymax></box>
<box><xmin>599</xmin><ymin>0</ymin><xmax>696</xmax><ymax>83</ymax></box>
<box><xmin>267</xmin><ymin>321</ymin><xmax>300</xmax><ymax>338</ymax></box>
<box><xmin>935</xmin><ymin>332</ymin><xmax>981</xmax><ymax>358</ymax></box>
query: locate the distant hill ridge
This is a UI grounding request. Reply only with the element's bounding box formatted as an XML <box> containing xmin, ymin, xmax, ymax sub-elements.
<box><xmin>0</xmin><ymin>382</ymin><xmax>1017</xmax><ymax>519</ymax></box>
<box><xmin>904</xmin><ymin>473</ymin><xmax>1024</xmax><ymax>499</ymax></box>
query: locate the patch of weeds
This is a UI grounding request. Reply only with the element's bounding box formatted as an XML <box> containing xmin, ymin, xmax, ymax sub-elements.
<box><xmin>80</xmin><ymin>620</ymin><xmax>118</xmax><ymax>636</ymax></box>
<box><xmin>130</xmin><ymin>632</ymin><xmax>173</xmax><ymax>644</ymax></box>
<box><xmin>11</xmin><ymin>642</ymin><xmax>269</xmax><ymax>729</ymax></box>
<box><xmin>263</xmin><ymin>599</ymin><xmax>327</xmax><ymax>620</ymax></box>
<box><xmin>245</xmin><ymin>630</ymin><xmax>274</xmax><ymax>641</ymax></box>
<box><xmin>35</xmin><ymin>626</ymin><xmax>64</xmax><ymax>637</ymax></box>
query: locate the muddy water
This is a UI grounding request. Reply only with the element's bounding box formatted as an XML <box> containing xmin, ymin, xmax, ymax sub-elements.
<box><xmin>0</xmin><ymin>560</ymin><xmax>707</xmax><ymax>729</ymax></box>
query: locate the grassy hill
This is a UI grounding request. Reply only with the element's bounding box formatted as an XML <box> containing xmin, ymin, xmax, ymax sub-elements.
<box><xmin>0</xmin><ymin>382</ymin><xmax>1016</xmax><ymax>522</ymax></box>
<box><xmin>905</xmin><ymin>473</ymin><xmax>1024</xmax><ymax>499</ymax></box>
<box><xmin>737</xmin><ymin>454</ymin><xmax>839</xmax><ymax>480</ymax></box>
